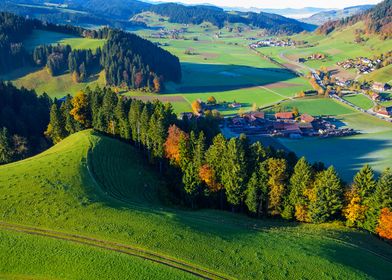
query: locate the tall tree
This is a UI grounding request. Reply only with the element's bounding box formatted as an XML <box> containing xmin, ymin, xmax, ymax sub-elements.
<box><xmin>267</xmin><ymin>158</ymin><xmax>288</xmax><ymax>216</ymax></box>
<box><xmin>309</xmin><ymin>166</ymin><xmax>344</xmax><ymax>223</ymax></box>
<box><xmin>70</xmin><ymin>91</ymin><xmax>91</xmax><ymax>128</ymax></box>
<box><xmin>0</xmin><ymin>127</ymin><xmax>12</xmax><ymax>164</ymax></box>
<box><xmin>245</xmin><ymin>162</ymin><xmax>269</xmax><ymax>217</ymax></box>
<box><xmin>45</xmin><ymin>103</ymin><xmax>67</xmax><ymax>144</ymax></box>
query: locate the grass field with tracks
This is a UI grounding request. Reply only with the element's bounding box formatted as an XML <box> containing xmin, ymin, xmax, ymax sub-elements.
<box><xmin>0</xmin><ymin>130</ymin><xmax>391</xmax><ymax>279</ymax></box>
<box><xmin>343</xmin><ymin>94</ymin><xmax>374</xmax><ymax>110</ymax></box>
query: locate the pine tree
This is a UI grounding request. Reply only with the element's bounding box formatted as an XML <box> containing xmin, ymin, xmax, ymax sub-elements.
<box><xmin>287</xmin><ymin>157</ymin><xmax>313</xmax><ymax>221</ymax></box>
<box><xmin>205</xmin><ymin>134</ymin><xmax>227</xmax><ymax>188</ymax></box>
<box><xmin>61</xmin><ymin>95</ymin><xmax>80</xmax><ymax>135</ymax></box>
<box><xmin>266</xmin><ymin>158</ymin><xmax>288</xmax><ymax>216</ymax></box>
<box><xmin>45</xmin><ymin>103</ymin><xmax>67</xmax><ymax>144</ymax></box>
<box><xmin>364</xmin><ymin>169</ymin><xmax>392</xmax><ymax>232</ymax></box>
<box><xmin>245</xmin><ymin>162</ymin><xmax>269</xmax><ymax>217</ymax></box>
<box><xmin>129</xmin><ymin>100</ymin><xmax>143</xmax><ymax>144</ymax></box>
<box><xmin>0</xmin><ymin>127</ymin><xmax>13</xmax><ymax>164</ymax></box>
<box><xmin>221</xmin><ymin>138</ymin><xmax>247</xmax><ymax>207</ymax></box>
<box><xmin>309</xmin><ymin>166</ymin><xmax>344</xmax><ymax>223</ymax></box>
<box><xmin>353</xmin><ymin>164</ymin><xmax>376</xmax><ymax>199</ymax></box>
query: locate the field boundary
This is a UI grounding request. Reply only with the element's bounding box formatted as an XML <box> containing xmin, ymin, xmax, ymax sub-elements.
<box><xmin>0</xmin><ymin>221</ymin><xmax>231</xmax><ymax>280</ymax></box>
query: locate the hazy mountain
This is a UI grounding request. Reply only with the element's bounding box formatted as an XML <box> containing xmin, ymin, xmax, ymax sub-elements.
<box><xmin>301</xmin><ymin>5</ymin><xmax>374</xmax><ymax>25</ymax></box>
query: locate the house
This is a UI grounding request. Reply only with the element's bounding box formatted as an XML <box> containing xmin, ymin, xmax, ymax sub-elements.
<box><xmin>179</xmin><ymin>112</ymin><xmax>194</xmax><ymax>120</ymax></box>
<box><xmin>300</xmin><ymin>114</ymin><xmax>315</xmax><ymax>123</ymax></box>
<box><xmin>275</xmin><ymin>112</ymin><xmax>294</xmax><ymax>120</ymax></box>
<box><xmin>376</xmin><ymin>106</ymin><xmax>392</xmax><ymax>117</ymax></box>
<box><xmin>273</xmin><ymin>122</ymin><xmax>302</xmax><ymax>135</ymax></box>
<box><xmin>371</xmin><ymin>92</ymin><xmax>380</xmax><ymax>101</ymax></box>
<box><xmin>373</xmin><ymin>82</ymin><xmax>387</xmax><ymax>92</ymax></box>
<box><xmin>229</xmin><ymin>102</ymin><xmax>242</xmax><ymax>108</ymax></box>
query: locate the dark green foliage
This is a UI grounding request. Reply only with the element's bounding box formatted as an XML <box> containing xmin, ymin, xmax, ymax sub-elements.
<box><xmin>353</xmin><ymin>164</ymin><xmax>377</xmax><ymax>199</ymax></box>
<box><xmin>100</xmin><ymin>30</ymin><xmax>181</xmax><ymax>89</ymax></box>
<box><xmin>309</xmin><ymin>167</ymin><xmax>344</xmax><ymax>223</ymax></box>
<box><xmin>245</xmin><ymin>162</ymin><xmax>269</xmax><ymax>216</ymax></box>
<box><xmin>0</xmin><ymin>127</ymin><xmax>12</xmax><ymax>164</ymax></box>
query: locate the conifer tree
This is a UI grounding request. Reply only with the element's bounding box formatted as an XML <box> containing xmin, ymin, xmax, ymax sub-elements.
<box><xmin>287</xmin><ymin>157</ymin><xmax>313</xmax><ymax>221</ymax></box>
<box><xmin>309</xmin><ymin>166</ymin><xmax>343</xmax><ymax>223</ymax></box>
<box><xmin>0</xmin><ymin>127</ymin><xmax>12</xmax><ymax>164</ymax></box>
<box><xmin>45</xmin><ymin>103</ymin><xmax>67</xmax><ymax>144</ymax></box>
<box><xmin>245</xmin><ymin>162</ymin><xmax>269</xmax><ymax>216</ymax></box>
<box><xmin>266</xmin><ymin>158</ymin><xmax>288</xmax><ymax>216</ymax></box>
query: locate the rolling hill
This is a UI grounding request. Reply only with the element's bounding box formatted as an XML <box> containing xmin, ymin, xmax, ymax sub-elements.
<box><xmin>0</xmin><ymin>130</ymin><xmax>391</xmax><ymax>279</ymax></box>
<box><xmin>301</xmin><ymin>5</ymin><xmax>374</xmax><ymax>26</ymax></box>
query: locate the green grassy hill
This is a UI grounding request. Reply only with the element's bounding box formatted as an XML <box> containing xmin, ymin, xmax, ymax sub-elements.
<box><xmin>0</xmin><ymin>130</ymin><xmax>391</xmax><ymax>279</ymax></box>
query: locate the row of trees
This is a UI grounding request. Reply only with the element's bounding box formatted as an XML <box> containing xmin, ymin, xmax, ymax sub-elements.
<box><xmin>0</xmin><ymin>82</ymin><xmax>51</xmax><ymax>164</ymax></box>
<box><xmin>44</xmin><ymin>86</ymin><xmax>392</xmax><ymax>241</ymax></box>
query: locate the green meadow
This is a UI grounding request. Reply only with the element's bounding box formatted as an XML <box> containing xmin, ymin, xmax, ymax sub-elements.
<box><xmin>343</xmin><ymin>94</ymin><xmax>374</xmax><ymax>110</ymax></box>
<box><xmin>0</xmin><ymin>130</ymin><xmax>391</xmax><ymax>279</ymax></box>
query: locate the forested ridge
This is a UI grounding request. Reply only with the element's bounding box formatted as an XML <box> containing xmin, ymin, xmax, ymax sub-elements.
<box><xmin>149</xmin><ymin>3</ymin><xmax>314</xmax><ymax>34</ymax></box>
<box><xmin>317</xmin><ymin>0</ymin><xmax>392</xmax><ymax>38</ymax></box>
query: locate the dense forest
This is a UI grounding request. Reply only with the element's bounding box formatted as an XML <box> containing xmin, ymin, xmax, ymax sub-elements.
<box><xmin>317</xmin><ymin>0</ymin><xmax>391</xmax><ymax>38</ymax></box>
<box><xmin>100</xmin><ymin>30</ymin><xmax>181</xmax><ymax>90</ymax></box>
<box><xmin>37</xmin><ymin>86</ymin><xmax>392</xmax><ymax>240</ymax></box>
<box><xmin>149</xmin><ymin>3</ymin><xmax>314</xmax><ymax>34</ymax></box>
<box><xmin>0</xmin><ymin>82</ymin><xmax>51</xmax><ymax>163</ymax></box>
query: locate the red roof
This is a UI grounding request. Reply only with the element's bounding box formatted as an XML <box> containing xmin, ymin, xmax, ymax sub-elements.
<box><xmin>275</xmin><ymin>112</ymin><xmax>293</xmax><ymax>119</ymax></box>
<box><xmin>300</xmin><ymin>114</ymin><xmax>315</xmax><ymax>123</ymax></box>
<box><xmin>252</xmin><ymin>112</ymin><xmax>265</xmax><ymax>119</ymax></box>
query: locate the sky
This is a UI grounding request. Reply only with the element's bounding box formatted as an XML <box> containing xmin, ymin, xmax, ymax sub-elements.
<box><xmin>150</xmin><ymin>0</ymin><xmax>383</xmax><ymax>9</ymax></box>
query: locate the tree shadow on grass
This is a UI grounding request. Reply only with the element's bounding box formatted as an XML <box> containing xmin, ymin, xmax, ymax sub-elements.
<box><xmin>171</xmin><ymin>62</ymin><xmax>298</xmax><ymax>94</ymax></box>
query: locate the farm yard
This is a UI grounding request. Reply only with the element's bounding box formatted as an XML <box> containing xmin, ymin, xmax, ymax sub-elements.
<box><xmin>0</xmin><ymin>130</ymin><xmax>392</xmax><ymax>280</ymax></box>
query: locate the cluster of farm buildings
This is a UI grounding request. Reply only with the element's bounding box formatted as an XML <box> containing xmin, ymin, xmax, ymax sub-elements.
<box><xmin>298</xmin><ymin>53</ymin><xmax>326</xmax><ymax>63</ymax></box>
<box><xmin>249</xmin><ymin>38</ymin><xmax>296</xmax><ymax>48</ymax></box>
<box><xmin>336</xmin><ymin>57</ymin><xmax>383</xmax><ymax>74</ymax></box>
<box><xmin>150</xmin><ymin>28</ymin><xmax>188</xmax><ymax>39</ymax></box>
<box><xmin>227</xmin><ymin>111</ymin><xmax>357</xmax><ymax>139</ymax></box>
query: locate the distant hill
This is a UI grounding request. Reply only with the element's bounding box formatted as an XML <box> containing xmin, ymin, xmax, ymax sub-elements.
<box><xmin>149</xmin><ymin>3</ymin><xmax>316</xmax><ymax>34</ymax></box>
<box><xmin>301</xmin><ymin>5</ymin><xmax>374</xmax><ymax>25</ymax></box>
<box><xmin>1</xmin><ymin>0</ymin><xmax>316</xmax><ymax>35</ymax></box>
<box><xmin>317</xmin><ymin>0</ymin><xmax>392</xmax><ymax>38</ymax></box>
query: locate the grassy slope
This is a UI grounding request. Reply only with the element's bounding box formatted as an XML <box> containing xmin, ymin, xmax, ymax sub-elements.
<box><xmin>343</xmin><ymin>94</ymin><xmax>374</xmax><ymax>110</ymax></box>
<box><xmin>0</xmin><ymin>229</ymin><xmax>196</xmax><ymax>280</ymax></box>
<box><xmin>360</xmin><ymin>64</ymin><xmax>392</xmax><ymax>84</ymax></box>
<box><xmin>0</xmin><ymin>130</ymin><xmax>392</xmax><ymax>279</ymax></box>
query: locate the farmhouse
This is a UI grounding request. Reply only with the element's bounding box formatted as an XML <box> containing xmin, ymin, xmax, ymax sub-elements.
<box><xmin>275</xmin><ymin>112</ymin><xmax>294</xmax><ymax>120</ymax></box>
<box><xmin>229</xmin><ymin>102</ymin><xmax>242</xmax><ymax>108</ymax></box>
<box><xmin>371</xmin><ymin>92</ymin><xmax>381</xmax><ymax>101</ymax></box>
<box><xmin>300</xmin><ymin>114</ymin><xmax>315</xmax><ymax>123</ymax></box>
<box><xmin>376</xmin><ymin>106</ymin><xmax>392</xmax><ymax>117</ymax></box>
<box><xmin>372</xmin><ymin>82</ymin><xmax>387</xmax><ymax>92</ymax></box>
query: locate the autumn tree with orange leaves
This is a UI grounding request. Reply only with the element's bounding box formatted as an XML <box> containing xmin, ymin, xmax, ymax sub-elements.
<box><xmin>376</xmin><ymin>208</ymin><xmax>392</xmax><ymax>240</ymax></box>
<box><xmin>164</xmin><ymin>125</ymin><xmax>188</xmax><ymax>165</ymax></box>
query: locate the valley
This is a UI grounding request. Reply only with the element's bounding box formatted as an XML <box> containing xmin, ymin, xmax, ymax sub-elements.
<box><xmin>0</xmin><ymin>1</ymin><xmax>391</xmax><ymax>279</ymax></box>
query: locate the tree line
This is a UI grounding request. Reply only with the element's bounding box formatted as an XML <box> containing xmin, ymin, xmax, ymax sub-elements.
<box><xmin>43</xmin><ymin>86</ymin><xmax>392</xmax><ymax>241</ymax></box>
<box><xmin>149</xmin><ymin>3</ymin><xmax>313</xmax><ymax>34</ymax></box>
<box><xmin>0</xmin><ymin>82</ymin><xmax>51</xmax><ymax>164</ymax></box>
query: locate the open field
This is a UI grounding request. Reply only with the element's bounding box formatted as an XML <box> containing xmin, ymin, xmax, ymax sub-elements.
<box><xmin>360</xmin><ymin>64</ymin><xmax>392</xmax><ymax>84</ymax></box>
<box><xmin>276</xmin><ymin>97</ymin><xmax>392</xmax><ymax>179</ymax></box>
<box><xmin>0</xmin><ymin>228</ymin><xmax>196</xmax><ymax>280</ymax></box>
<box><xmin>343</xmin><ymin>94</ymin><xmax>374</xmax><ymax>110</ymax></box>
<box><xmin>0</xmin><ymin>130</ymin><xmax>391</xmax><ymax>279</ymax></box>
<box><xmin>24</xmin><ymin>30</ymin><xmax>106</xmax><ymax>51</ymax></box>
<box><xmin>12</xmin><ymin>69</ymin><xmax>106</xmax><ymax>98</ymax></box>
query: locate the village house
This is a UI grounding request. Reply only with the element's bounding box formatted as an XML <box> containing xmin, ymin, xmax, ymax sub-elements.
<box><xmin>373</xmin><ymin>82</ymin><xmax>387</xmax><ymax>92</ymax></box>
<box><xmin>371</xmin><ymin>92</ymin><xmax>381</xmax><ymax>101</ymax></box>
<box><xmin>229</xmin><ymin>102</ymin><xmax>242</xmax><ymax>108</ymax></box>
<box><xmin>300</xmin><ymin>114</ymin><xmax>315</xmax><ymax>123</ymax></box>
<box><xmin>275</xmin><ymin>112</ymin><xmax>294</xmax><ymax>120</ymax></box>
<box><xmin>376</xmin><ymin>106</ymin><xmax>392</xmax><ymax>117</ymax></box>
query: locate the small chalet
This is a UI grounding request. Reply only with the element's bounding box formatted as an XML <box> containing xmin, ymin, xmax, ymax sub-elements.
<box><xmin>372</xmin><ymin>82</ymin><xmax>387</xmax><ymax>92</ymax></box>
<box><xmin>300</xmin><ymin>114</ymin><xmax>315</xmax><ymax>123</ymax></box>
<box><xmin>275</xmin><ymin>112</ymin><xmax>294</xmax><ymax>120</ymax></box>
<box><xmin>376</xmin><ymin>107</ymin><xmax>392</xmax><ymax>117</ymax></box>
<box><xmin>371</xmin><ymin>92</ymin><xmax>380</xmax><ymax>101</ymax></box>
<box><xmin>229</xmin><ymin>102</ymin><xmax>242</xmax><ymax>108</ymax></box>
<box><xmin>274</xmin><ymin>122</ymin><xmax>301</xmax><ymax>135</ymax></box>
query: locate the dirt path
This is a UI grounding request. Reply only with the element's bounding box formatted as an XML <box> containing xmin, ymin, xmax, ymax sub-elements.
<box><xmin>0</xmin><ymin>221</ymin><xmax>230</xmax><ymax>280</ymax></box>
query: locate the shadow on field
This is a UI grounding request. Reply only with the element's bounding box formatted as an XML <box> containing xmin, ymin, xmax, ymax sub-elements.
<box><xmin>282</xmin><ymin>136</ymin><xmax>392</xmax><ymax>182</ymax></box>
<box><xmin>174</xmin><ymin>62</ymin><xmax>297</xmax><ymax>94</ymax></box>
<box><xmin>319</xmin><ymin>240</ymin><xmax>392</xmax><ymax>279</ymax></box>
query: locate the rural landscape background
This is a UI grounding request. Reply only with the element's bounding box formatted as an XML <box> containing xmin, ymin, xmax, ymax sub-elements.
<box><xmin>0</xmin><ymin>0</ymin><xmax>391</xmax><ymax>279</ymax></box>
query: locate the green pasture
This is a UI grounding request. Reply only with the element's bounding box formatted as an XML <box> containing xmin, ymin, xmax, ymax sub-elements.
<box><xmin>360</xmin><ymin>64</ymin><xmax>392</xmax><ymax>84</ymax></box>
<box><xmin>12</xmin><ymin>69</ymin><xmax>106</xmax><ymax>98</ymax></box>
<box><xmin>24</xmin><ymin>30</ymin><xmax>106</xmax><ymax>51</ymax></box>
<box><xmin>0</xmin><ymin>229</ymin><xmax>196</xmax><ymax>280</ymax></box>
<box><xmin>343</xmin><ymin>94</ymin><xmax>374</xmax><ymax>110</ymax></box>
<box><xmin>270</xmin><ymin>97</ymin><xmax>355</xmax><ymax>116</ymax></box>
<box><xmin>0</xmin><ymin>130</ymin><xmax>392</xmax><ymax>279</ymax></box>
